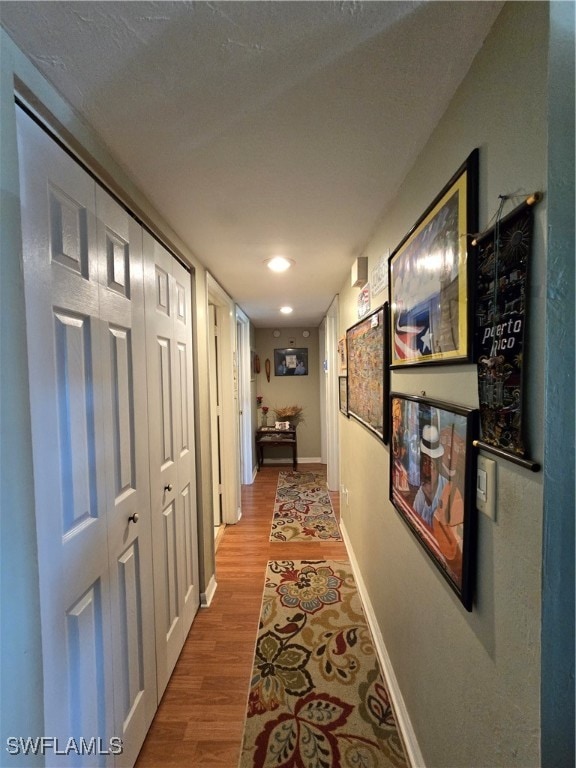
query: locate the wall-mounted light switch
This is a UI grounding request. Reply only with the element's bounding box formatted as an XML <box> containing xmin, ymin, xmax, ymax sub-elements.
<box><xmin>477</xmin><ymin>468</ymin><xmax>487</xmax><ymax>501</ymax></box>
<box><xmin>477</xmin><ymin>456</ymin><xmax>497</xmax><ymax>520</ymax></box>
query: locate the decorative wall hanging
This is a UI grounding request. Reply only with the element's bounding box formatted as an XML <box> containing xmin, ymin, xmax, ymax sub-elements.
<box><xmin>357</xmin><ymin>283</ymin><xmax>371</xmax><ymax>318</ymax></box>
<box><xmin>337</xmin><ymin>337</ymin><xmax>347</xmax><ymax>374</ymax></box>
<box><xmin>371</xmin><ymin>252</ymin><xmax>389</xmax><ymax>297</ymax></box>
<box><xmin>390</xmin><ymin>393</ymin><xmax>478</xmax><ymax>611</ymax></box>
<box><xmin>389</xmin><ymin>149</ymin><xmax>479</xmax><ymax>367</ymax></box>
<box><xmin>346</xmin><ymin>304</ymin><xmax>389</xmax><ymax>443</ymax></box>
<box><xmin>274</xmin><ymin>348</ymin><xmax>308</xmax><ymax>376</ymax></box>
<box><xmin>265</xmin><ymin>358</ymin><xmax>271</xmax><ymax>382</ymax></box>
<box><xmin>473</xmin><ymin>194</ymin><xmax>541</xmax><ymax>463</ymax></box>
<box><xmin>338</xmin><ymin>376</ymin><xmax>348</xmax><ymax>416</ymax></box>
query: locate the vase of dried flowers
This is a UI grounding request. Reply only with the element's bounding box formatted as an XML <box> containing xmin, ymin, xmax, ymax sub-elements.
<box><xmin>261</xmin><ymin>406</ymin><xmax>269</xmax><ymax>426</ymax></box>
<box><xmin>273</xmin><ymin>404</ymin><xmax>304</xmax><ymax>427</ymax></box>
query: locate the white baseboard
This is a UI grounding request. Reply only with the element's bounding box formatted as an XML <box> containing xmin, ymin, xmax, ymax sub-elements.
<box><xmin>200</xmin><ymin>574</ymin><xmax>218</xmax><ymax>608</ymax></box>
<box><xmin>260</xmin><ymin>456</ymin><xmax>322</xmax><ymax>465</ymax></box>
<box><xmin>340</xmin><ymin>520</ymin><xmax>425</xmax><ymax>768</ymax></box>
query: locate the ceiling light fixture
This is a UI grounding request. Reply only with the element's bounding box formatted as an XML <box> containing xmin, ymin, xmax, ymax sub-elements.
<box><xmin>280</xmin><ymin>306</ymin><xmax>293</xmax><ymax>315</ymax></box>
<box><xmin>266</xmin><ymin>256</ymin><xmax>293</xmax><ymax>273</ymax></box>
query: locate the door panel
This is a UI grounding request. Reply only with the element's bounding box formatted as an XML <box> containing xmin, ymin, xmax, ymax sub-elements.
<box><xmin>17</xmin><ymin>109</ymin><xmax>114</xmax><ymax>762</ymax></box>
<box><xmin>163</xmin><ymin>499</ymin><xmax>180</xmax><ymax>637</ymax></box>
<box><xmin>181</xmin><ymin>483</ymin><xmax>195</xmax><ymax>593</ymax></box>
<box><xmin>117</xmin><ymin>543</ymin><xmax>145</xmax><ymax>711</ymax></box>
<box><xmin>208</xmin><ymin>304</ymin><xmax>223</xmax><ymax>531</ymax></box>
<box><xmin>96</xmin><ymin>187</ymin><xmax>157</xmax><ymax>766</ymax></box>
<box><xmin>177</xmin><ymin>341</ymin><xmax>190</xmax><ymax>454</ymax></box>
<box><xmin>158</xmin><ymin>336</ymin><xmax>174</xmax><ymax>466</ymax></box>
<box><xmin>54</xmin><ymin>310</ymin><xmax>99</xmax><ymax>531</ymax></box>
<box><xmin>108</xmin><ymin>326</ymin><xmax>134</xmax><ymax>496</ymax></box>
<box><xmin>17</xmin><ymin>108</ymin><xmax>156</xmax><ymax>766</ymax></box>
<box><xmin>171</xmin><ymin>260</ymin><xmax>199</xmax><ymax>632</ymax></box>
<box><xmin>67</xmin><ymin>581</ymin><xmax>109</xmax><ymax>765</ymax></box>
<box><xmin>144</xmin><ymin>234</ymin><xmax>199</xmax><ymax>698</ymax></box>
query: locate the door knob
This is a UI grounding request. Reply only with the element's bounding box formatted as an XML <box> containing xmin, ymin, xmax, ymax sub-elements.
<box><xmin>128</xmin><ymin>513</ymin><xmax>139</xmax><ymax>524</ymax></box>
<box><xmin>164</xmin><ymin>483</ymin><xmax>173</xmax><ymax>492</ymax></box>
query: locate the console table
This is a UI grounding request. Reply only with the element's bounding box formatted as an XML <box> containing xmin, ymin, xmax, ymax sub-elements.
<box><xmin>256</xmin><ymin>425</ymin><xmax>297</xmax><ymax>470</ymax></box>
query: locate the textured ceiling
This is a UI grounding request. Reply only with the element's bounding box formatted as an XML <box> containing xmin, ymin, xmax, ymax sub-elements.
<box><xmin>1</xmin><ymin>1</ymin><xmax>503</xmax><ymax>326</ymax></box>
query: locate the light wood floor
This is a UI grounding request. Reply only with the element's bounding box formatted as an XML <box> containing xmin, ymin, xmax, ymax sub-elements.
<box><xmin>136</xmin><ymin>464</ymin><xmax>347</xmax><ymax>767</ymax></box>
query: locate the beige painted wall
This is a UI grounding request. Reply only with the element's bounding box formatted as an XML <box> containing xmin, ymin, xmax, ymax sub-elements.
<box><xmin>254</xmin><ymin>327</ymin><xmax>322</xmax><ymax>463</ymax></box>
<box><xmin>338</xmin><ymin>3</ymin><xmax>547</xmax><ymax>766</ymax></box>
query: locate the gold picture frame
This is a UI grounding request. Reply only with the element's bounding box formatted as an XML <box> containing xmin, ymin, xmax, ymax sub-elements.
<box><xmin>389</xmin><ymin>149</ymin><xmax>478</xmax><ymax>367</ymax></box>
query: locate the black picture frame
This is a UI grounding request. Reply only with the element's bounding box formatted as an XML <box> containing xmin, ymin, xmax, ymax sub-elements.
<box><xmin>338</xmin><ymin>376</ymin><xmax>348</xmax><ymax>416</ymax></box>
<box><xmin>346</xmin><ymin>304</ymin><xmax>389</xmax><ymax>443</ymax></box>
<box><xmin>474</xmin><ymin>200</ymin><xmax>535</xmax><ymax>458</ymax></box>
<box><xmin>389</xmin><ymin>392</ymin><xmax>478</xmax><ymax>610</ymax></box>
<box><xmin>274</xmin><ymin>348</ymin><xmax>308</xmax><ymax>376</ymax></box>
<box><xmin>389</xmin><ymin>149</ymin><xmax>479</xmax><ymax>367</ymax></box>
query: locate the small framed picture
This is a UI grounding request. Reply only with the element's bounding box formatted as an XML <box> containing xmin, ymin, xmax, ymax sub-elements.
<box><xmin>274</xmin><ymin>348</ymin><xmax>308</xmax><ymax>376</ymax></box>
<box><xmin>338</xmin><ymin>338</ymin><xmax>347</xmax><ymax>374</ymax></box>
<box><xmin>338</xmin><ymin>376</ymin><xmax>348</xmax><ymax>416</ymax></box>
<box><xmin>390</xmin><ymin>392</ymin><xmax>478</xmax><ymax>610</ymax></box>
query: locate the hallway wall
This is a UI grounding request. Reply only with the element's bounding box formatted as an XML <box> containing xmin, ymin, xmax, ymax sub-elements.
<box><xmin>337</xmin><ymin>3</ymin><xmax>548</xmax><ymax>766</ymax></box>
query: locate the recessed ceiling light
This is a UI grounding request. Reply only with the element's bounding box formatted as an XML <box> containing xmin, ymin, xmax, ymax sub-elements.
<box><xmin>266</xmin><ymin>256</ymin><xmax>293</xmax><ymax>273</ymax></box>
<box><xmin>280</xmin><ymin>306</ymin><xmax>293</xmax><ymax>315</ymax></box>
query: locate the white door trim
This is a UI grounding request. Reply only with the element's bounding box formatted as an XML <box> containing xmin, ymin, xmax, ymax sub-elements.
<box><xmin>207</xmin><ymin>274</ymin><xmax>240</xmax><ymax>524</ymax></box>
<box><xmin>235</xmin><ymin>305</ymin><xmax>253</xmax><ymax>486</ymax></box>
<box><xmin>323</xmin><ymin>296</ymin><xmax>340</xmax><ymax>492</ymax></box>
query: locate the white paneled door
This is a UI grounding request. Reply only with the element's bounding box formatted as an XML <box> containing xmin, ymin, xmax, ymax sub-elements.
<box><xmin>17</xmin><ymin>109</ymin><xmax>116</xmax><ymax>766</ymax></box>
<box><xmin>95</xmin><ymin>188</ymin><xmax>158</xmax><ymax>763</ymax></box>
<box><xmin>208</xmin><ymin>303</ymin><xmax>223</xmax><ymax>532</ymax></box>
<box><xmin>143</xmin><ymin>234</ymin><xmax>199</xmax><ymax>699</ymax></box>
<box><xmin>15</xmin><ymin>107</ymin><xmax>197</xmax><ymax>766</ymax></box>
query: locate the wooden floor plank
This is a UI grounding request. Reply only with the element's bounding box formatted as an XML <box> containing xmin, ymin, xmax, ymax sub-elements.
<box><xmin>136</xmin><ymin>464</ymin><xmax>346</xmax><ymax>768</ymax></box>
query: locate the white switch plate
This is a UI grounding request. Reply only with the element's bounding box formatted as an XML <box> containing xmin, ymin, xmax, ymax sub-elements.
<box><xmin>477</xmin><ymin>456</ymin><xmax>497</xmax><ymax>520</ymax></box>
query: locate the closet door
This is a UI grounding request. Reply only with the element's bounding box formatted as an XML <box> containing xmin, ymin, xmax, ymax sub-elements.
<box><xmin>17</xmin><ymin>109</ymin><xmax>114</xmax><ymax>763</ymax></box>
<box><xmin>208</xmin><ymin>304</ymin><xmax>224</xmax><ymax>532</ymax></box>
<box><xmin>95</xmin><ymin>187</ymin><xmax>157</xmax><ymax>766</ymax></box>
<box><xmin>16</xmin><ymin>108</ymin><xmax>156</xmax><ymax>766</ymax></box>
<box><xmin>143</xmin><ymin>234</ymin><xmax>200</xmax><ymax>699</ymax></box>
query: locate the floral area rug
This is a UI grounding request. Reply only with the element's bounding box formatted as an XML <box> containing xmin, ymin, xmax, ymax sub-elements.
<box><xmin>239</xmin><ymin>560</ymin><xmax>408</xmax><ymax>768</ymax></box>
<box><xmin>270</xmin><ymin>471</ymin><xmax>342</xmax><ymax>542</ymax></box>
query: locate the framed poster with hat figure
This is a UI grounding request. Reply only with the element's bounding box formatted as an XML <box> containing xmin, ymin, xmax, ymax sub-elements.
<box><xmin>390</xmin><ymin>392</ymin><xmax>478</xmax><ymax>610</ymax></box>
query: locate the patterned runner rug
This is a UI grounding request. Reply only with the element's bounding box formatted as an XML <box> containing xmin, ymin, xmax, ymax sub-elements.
<box><xmin>270</xmin><ymin>471</ymin><xmax>342</xmax><ymax>542</ymax></box>
<box><xmin>239</xmin><ymin>560</ymin><xmax>408</xmax><ymax>768</ymax></box>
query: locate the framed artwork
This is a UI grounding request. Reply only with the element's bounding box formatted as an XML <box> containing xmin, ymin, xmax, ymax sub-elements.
<box><xmin>338</xmin><ymin>376</ymin><xmax>348</xmax><ymax>416</ymax></box>
<box><xmin>337</xmin><ymin>337</ymin><xmax>347</xmax><ymax>374</ymax></box>
<box><xmin>371</xmin><ymin>254</ymin><xmax>389</xmax><ymax>296</ymax></box>
<box><xmin>251</xmin><ymin>350</ymin><xmax>259</xmax><ymax>380</ymax></box>
<box><xmin>346</xmin><ymin>304</ymin><xmax>389</xmax><ymax>443</ymax></box>
<box><xmin>357</xmin><ymin>283</ymin><xmax>371</xmax><ymax>318</ymax></box>
<box><xmin>274</xmin><ymin>348</ymin><xmax>308</xmax><ymax>376</ymax></box>
<box><xmin>389</xmin><ymin>148</ymin><xmax>479</xmax><ymax>367</ymax></box>
<box><xmin>390</xmin><ymin>393</ymin><xmax>478</xmax><ymax>610</ymax></box>
<box><xmin>474</xmin><ymin>199</ymin><xmax>536</xmax><ymax>458</ymax></box>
